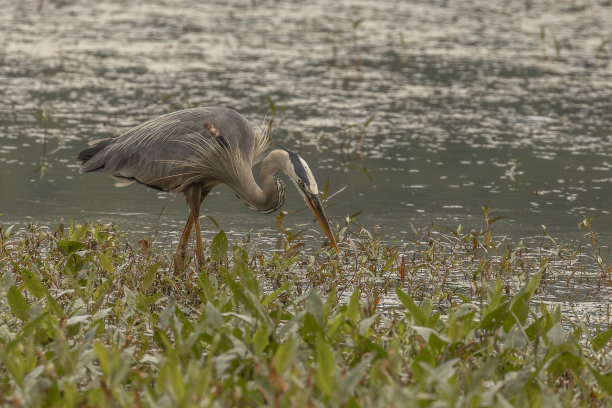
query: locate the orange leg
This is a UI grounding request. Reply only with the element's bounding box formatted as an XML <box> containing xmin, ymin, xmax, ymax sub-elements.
<box><xmin>193</xmin><ymin>209</ymin><xmax>204</xmax><ymax>268</ymax></box>
<box><xmin>182</xmin><ymin>184</ymin><xmax>210</xmax><ymax>271</ymax></box>
<box><xmin>174</xmin><ymin>212</ymin><xmax>194</xmax><ymax>273</ymax></box>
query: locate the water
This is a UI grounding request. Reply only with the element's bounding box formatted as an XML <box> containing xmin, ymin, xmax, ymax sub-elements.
<box><xmin>1</xmin><ymin>0</ymin><xmax>611</xmax><ymax>249</ymax></box>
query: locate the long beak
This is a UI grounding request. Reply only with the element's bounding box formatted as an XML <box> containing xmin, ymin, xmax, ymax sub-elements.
<box><xmin>305</xmin><ymin>194</ymin><xmax>340</xmax><ymax>254</ymax></box>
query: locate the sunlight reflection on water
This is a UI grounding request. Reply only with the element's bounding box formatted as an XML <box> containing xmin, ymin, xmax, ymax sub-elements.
<box><xmin>1</xmin><ymin>0</ymin><xmax>611</xmax><ymax>247</ymax></box>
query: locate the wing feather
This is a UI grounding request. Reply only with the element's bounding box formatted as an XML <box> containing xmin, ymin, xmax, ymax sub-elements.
<box><xmin>78</xmin><ymin>107</ymin><xmax>271</xmax><ymax>193</ymax></box>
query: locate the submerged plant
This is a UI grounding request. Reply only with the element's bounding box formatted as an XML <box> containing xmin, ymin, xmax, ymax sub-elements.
<box><xmin>540</xmin><ymin>26</ymin><xmax>561</xmax><ymax>60</ymax></box>
<box><xmin>35</xmin><ymin>107</ymin><xmax>49</xmax><ymax>179</ymax></box>
<box><xmin>159</xmin><ymin>94</ymin><xmax>201</xmax><ymax>112</ymax></box>
<box><xmin>317</xmin><ymin>116</ymin><xmax>374</xmax><ymax>181</ymax></box>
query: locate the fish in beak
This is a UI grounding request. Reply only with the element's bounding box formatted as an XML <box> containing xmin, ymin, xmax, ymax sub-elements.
<box><xmin>305</xmin><ymin>193</ymin><xmax>339</xmax><ymax>254</ymax></box>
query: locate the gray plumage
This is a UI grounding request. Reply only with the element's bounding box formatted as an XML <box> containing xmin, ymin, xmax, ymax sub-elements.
<box><xmin>80</xmin><ymin>108</ymin><xmax>268</xmax><ymax>200</ymax></box>
<box><xmin>78</xmin><ymin>106</ymin><xmax>339</xmax><ymax>270</ymax></box>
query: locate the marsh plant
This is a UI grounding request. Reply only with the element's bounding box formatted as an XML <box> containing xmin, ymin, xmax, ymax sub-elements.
<box><xmin>0</xmin><ymin>214</ymin><xmax>611</xmax><ymax>406</ymax></box>
<box><xmin>35</xmin><ymin>107</ymin><xmax>50</xmax><ymax>180</ymax></box>
<box><xmin>159</xmin><ymin>94</ymin><xmax>201</xmax><ymax>113</ymax></box>
<box><xmin>316</xmin><ymin>116</ymin><xmax>374</xmax><ymax>180</ymax></box>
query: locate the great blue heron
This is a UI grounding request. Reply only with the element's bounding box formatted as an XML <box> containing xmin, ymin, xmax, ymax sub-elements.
<box><xmin>77</xmin><ymin>106</ymin><xmax>339</xmax><ymax>269</ymax></box>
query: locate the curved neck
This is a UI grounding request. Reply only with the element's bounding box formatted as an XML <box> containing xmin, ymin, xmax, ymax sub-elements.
<box><xmin>233</xmin><ymin>149</ymin><xmax>287</xmax><ymax>214</ymax></box>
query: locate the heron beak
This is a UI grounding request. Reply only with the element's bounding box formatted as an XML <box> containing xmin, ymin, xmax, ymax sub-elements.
<box><xmin>305</xmin><ymin>193</ymin><xmax>340</xmax><ymax>254</ymax></box>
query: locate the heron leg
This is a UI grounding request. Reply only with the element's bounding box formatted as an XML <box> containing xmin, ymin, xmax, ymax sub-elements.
<box><xmin>184</xmin><ymin>184</ymin><xmax>210</xmax><ymax>271</ymax></box>
<box><xmin>173</xmin><ymin>212</ymin><xmax>194</xmax><ymax>273</ymax></box>
<box><xmin>193</xmin><ymin>216</ymin><xmax>204</xmax><ymax>269</ymax></box>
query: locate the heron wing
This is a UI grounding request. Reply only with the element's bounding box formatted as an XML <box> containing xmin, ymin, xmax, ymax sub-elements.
<box><xmin>79</xmin><ymin>107</ymin><xmax>269</xmax><ymax>193</ymax></box>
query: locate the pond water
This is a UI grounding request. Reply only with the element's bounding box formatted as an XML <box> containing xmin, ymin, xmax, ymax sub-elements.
<box><xmin>1</xmin><ymin>0</ymin><xmax>611</xmax><ymax>251</ymax></box>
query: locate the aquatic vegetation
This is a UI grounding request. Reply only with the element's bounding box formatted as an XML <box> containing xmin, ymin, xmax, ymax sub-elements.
<box><xmin>595</xmin><ymin>37</ymin><xmax>611</xmax><ymax>59</ymax></box>
<box><xmin>540</xmin><ymin>26</ymin><xmax>561</xmax><ymax>60</ymax></box>
<box><xmin>0</xmin><ymin>219</ymin><xmax>610</xmax><ymax>406</ymax></box>
<box><xmin>265</xmin><ymin>95</ymin><xmax>288</xmax><ymax>137</ymax></box>
<box><xmin>395</xmin><ymin>32</ymin><xmax>408</xmax><ymax>70</ymax></box>
<box><xmin>325</xmin><ymin>16</ymin><xmax>365</xmax><ymax>79</ymax></box>
<box><xmin>35</xmin><ymin>107</ymin><xmax>50</xmax><ymax>180</ymax></box>
<box><xmin>317</xmin><ymin>116</ymin><xmax>374</xmax><ymax>180</ymax></box>
<box><xmin>33</xmin><ymin>106</ymin><xmax>66</xmax><ymax>181</ymax></box>
<box><xmin>159</xmin><ymin>94</ymin><xmax>201</xmax><ymax>113</ymax></box>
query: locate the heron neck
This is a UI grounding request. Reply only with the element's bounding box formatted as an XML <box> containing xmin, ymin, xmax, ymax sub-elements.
<box><xmin>235</xmin><ymin>149</ymin><xmax>287</xmax><ymax>214</ymax></box>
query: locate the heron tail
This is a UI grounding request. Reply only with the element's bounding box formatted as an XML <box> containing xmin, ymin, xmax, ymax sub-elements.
<box><xmin>77</xmin><ymin>138</ymin><xmax>114</xmax><ymax>170</ymax></box>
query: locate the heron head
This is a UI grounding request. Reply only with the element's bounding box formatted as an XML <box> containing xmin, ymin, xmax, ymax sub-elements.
<box><xmin>283</xmin><ymin>150</ymin><xmax>339</xmax><ymax>254</ymax></box>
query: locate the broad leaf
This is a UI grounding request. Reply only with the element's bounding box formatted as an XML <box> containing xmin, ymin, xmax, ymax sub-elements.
<box><xmin>211</xmin><ymin>230</ymin><xmax>228</xmax><ymax>263</ymax></box>
<box><xmin>7</xmin><ymin>286</ymin><xmax>30</xmax><ymax>320</ymax></box>
<box><xmin>593</xmin><ymin>326</ymin><xmax>612</xmax><ymax>352</ymax></box>
<box><xmin>316</xmin><ymin>335</ymin><xmax>337</xmax><ymax>397</ymax></box>
<box><xmin>21</xmin><ymin>268</ymin><xmax>45</xmax><ymax>299</ymax></box>
<box><xmin>273</xmin><ymin>336</ymin><xmax>295</xmax><ymax>374</ymax></box>
<box><xmin>57</xmin><ymin>240</ymin><xmax>87</xmax><ymax>255</ymax></box>
<box><xmin>396</xmin><ymin>288</ymin><xmax>427</xmax><ymax>326</ymax></box>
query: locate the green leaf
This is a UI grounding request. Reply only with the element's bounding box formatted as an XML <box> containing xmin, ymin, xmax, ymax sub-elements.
<box><xmin>57</xmin><ymin>240</ymin><xmax>86</xmax><ymax>255</ymax></box>
<box><xmin>219</xmin><ymin>267</ymin><xmax>272</xmax><ymax>327</ymax></box>
<box><xmin>45</xmin><ymin>291</ymin><xmax>64</xmax><ymax>316</ymax></box>
<box><xmin>339</xmin><ymin>353</ymin><xmax>375</xmax><ymax>400</ymax></box>
<box><xmin>205</xmin><ymin>215</ymin><xmax>220</xmax><ymax>229</ymax></box>
<box><xmin>301</xmin><ymin>312</ymin><xmax>324</xmax><ymax>345</ymax></box>
<box><xmin>502</xmin><ymin>270</ymin><xmax>543</xmax><ymax>332</ymax></box>
<box><xmin>323</xmin><ymin>287</ymin><xmax>337</xmax><ymax>325</ymax></box>
<box><xmin>21</xmin><ymin>268</ymin><xmax>45</xmax><ymax>299</ymax></box>
<box><xmin>205</xmin><ymin>302</ymin><xmax>224</xmax><ymax>329</ymax></box>
<box><xmin>426</xmin><ymin>358</ymin><xmax>459</xmax><ymax>384</ymax></box>
<box><xmin>546</xmin><ymin>323</ymin><xmax>566</xmax><ymax>346</ymax></box>
<box><xmin>525</xmin><ymin>269</ymin><xmax>543</xmax><ymax>295</ymax></box>
<box><xmin>488</xmin><ymin>216</ymin><xmax>506</xmax><ymax>225</ymax></box>
<box><xmin>99</xmin><ymin>253</ymin><xmax>114</xmax><ymax>275</ymax></box>
<box><xmin>358</xmin><ymin>314</ymin><xmax>379</xmax><ymax>337</ymax></box>
<box><xmin>504</xmin><ymin>294</ymin><xmax>530</xmax><ymax>332</ymax></box>
<box><xmin>481</xmin><ymin>301</ymin><xmax>510</xmax><ymax>331</ymax></box>
<box><xmin>467</xmin><ymin>357</ymin><xmax>499</xmax><ymax>394</ymax></box>
<box><xmin>316</xmin><ymin>334</ymin><xmax>337</xmax><ymax>397</ymax></box>
<box><xmin>362</xmin><ymin>165</ymin><xmax>373</xmax><ymax>181</ymax></box>
<box><xmin>267</xmin><ymin>95</ymin><xmax>276</xmax><ymax>115</ymax></box>
<box><xmin>396</xmin><ymin>288</ymin><xmax>426</xmax><ymax>326</ymax></box>
<box><xmin>198</xmin><ymin>270</ymin><xmax>216</xmax><ymax>304</ymax></box>
<box><xmin>274</xmin><ymin>336</ymin><xmax>295</xmax><ymax>374</ymax></box>
<box><xmin>252</xmin><ymin>322</ymin><xmax>269</xmax><ymax>355</ymax></box>
<box><xmin>593</xmin><ymin>326</ymin><xmax>612</xmax><ymax>352</ymax></box>
<box><xmin>170</xmin><ymin>357</ymin><xmax>186</xmax><ymax>403</ymax></box>
<box><xmin>347</xmin><ymin>289</ymin><xmax>361</xmax><ymax>325</ymax></box>
<box><xmin>232</xmin><ymin>247</ymin><xmax>258</xmax><ymax>296</ymax></box>
<box><xmin>138</xmin><ymin>292</ymin><xmax>162</xmax><ymax>310</ymax></box>
<box><xmin>328</xmin><ymin>313</ymin><xmax>347</xmax><ymax>340</ymax></box>
<box><xmin>448</xmin><ymin>306</ymin><xmax>476</xmax><ymax>343</ymax></box>
<box><xmin>7</xmin><ymin>286</ymin><xmax>30</xmax><ymax>320</ymax></box>
<box><xmin>143</xmin><ymin>262</ymin><xmax>161</xmax><ymax>291</ymax></box>
<box><xmin>322</xmin><ymin>177</ymin><xmax>330</xmax><ymax>199</ymax></box>
<box><xmin>211</xmin><ymin>230</ymin><xmax>228</xmax><ymax>263</ymax></box>
<box><xmin>94</xmin><ymin>342</ymin><xmax>110</xmax><ymax>375</ymax></box>
<box><xmin>159</xmin><ymin>353</ymin><xmax>186</xmax><ymax>403</ymax></box>
<box><xmin>262</xmin><ymin>279</ymin><xmax>293</xmax><ymax>306</ymax></box>
<box><xmin>486</xmin><ymin>275</ymin><xmax>504</xmax><ymax>311</ymax></box>
<box><xmin>504</xmin><ymin>324</ymin><xmax>528</xmax><ymax>350</ymax></box>
<box><xmin>306</xmin><ymin>290</ymin><xmax>324</xmax><ymax>326</ymax></box>
<box><xmin>589</xmin><ymin>365</ymin><xmax>612</xmax><ymax>395</ymax></box>
<box><xmin>547</xmin><ymin>351</ymin><xmax>583</xmax><ymax>377</ymax></box>
<box><xmin>0</xmin><ymin>272</ymin><xmax>16</xmax><ymax>298</ymax></box>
